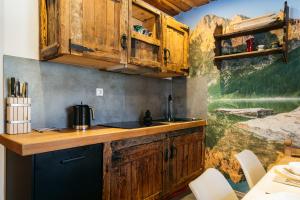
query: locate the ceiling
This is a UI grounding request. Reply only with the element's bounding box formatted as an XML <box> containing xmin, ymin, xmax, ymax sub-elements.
<box><xmin>143</xmin><ymin>0</ymin><xmax>210</xmax><ymax>16</ymax></box>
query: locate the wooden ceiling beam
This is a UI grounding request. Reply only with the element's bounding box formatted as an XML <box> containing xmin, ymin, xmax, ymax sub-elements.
<box><xmin>144</xmin><ymin>0</ymin><xmax>210</xmax><ymax>16</ymax></box>
<box><xmin>183</xmin><ymin>0</ymin><xmax>198</xmax><ymax>7</ymax></box>
<box><xmin>166</xmin><ymin>0</ymin><xmax>193</xmax><ymax>11</ymax></box>
<box><xmin>160</xmin><ymin>0</ymin><xmax>183</xmax><ymax>13</ymax></box>
<box><xmin>143</xmin><ymin>0</ymin><xmax>183</xmax><ymax>15</ymax></box>
<box><xmin>189</xmin><ymin>0</ymin><xmax>210</xmax><ymax>7</ymax></box>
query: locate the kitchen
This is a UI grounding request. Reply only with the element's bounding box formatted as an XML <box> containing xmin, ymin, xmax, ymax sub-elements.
<box><xmin>1</xmin><ymin>0</ymin><xmax>300</xmax><ymax>200</ymax></box>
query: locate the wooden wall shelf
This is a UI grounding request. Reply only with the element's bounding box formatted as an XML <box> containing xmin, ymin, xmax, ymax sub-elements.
<box><xmin>214</xmin><ymin>1</ymin><xmax>289</xmax><ymax>70</ymax></box>
<box><xmin>214</xmin><ymin>47</ymin><xmax>284</xmax><ymax>61</ymax></box>
<box><xmin>131</xmin><ymin>32</ymin><xmax>161</xmax><ymax>46</ymax></box>
<box><xmin>214</xmin><ymin>21</ymin><xmax>285</xmax><ymax>40</ymax></box>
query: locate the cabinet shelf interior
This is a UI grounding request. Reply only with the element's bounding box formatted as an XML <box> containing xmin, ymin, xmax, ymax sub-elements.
<box><xmin>132</xmin><ymin>3</ymin><xmax>160</xmax><ymax>41</ymax></box>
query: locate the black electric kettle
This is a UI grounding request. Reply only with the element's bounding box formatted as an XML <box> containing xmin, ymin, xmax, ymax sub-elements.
<box><xmin>72</xmin><ymin>103</ymin><xmax>95</xmax><ymax>130</ymax></box>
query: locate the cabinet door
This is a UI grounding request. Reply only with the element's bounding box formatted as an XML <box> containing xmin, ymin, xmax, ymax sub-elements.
<box><xmin>162</xmin><ymin>15</ymin><xmax>189</xmax><ymax>73</ymax></box>
<box><xmin>40</xmin><ymin>0</ymin><xmax>60</xmax><ymax>60</ymax></box>
<box><xmin>34</xmin><ymin>144</ymin><xmax>103</xmax><ymax>200</ymax></box>
<box><xmin>166</xmin><ymin>128</ymin><xmax>204</xmax><ymax>194</ymax></box>
<box><xmin>67</xmin><ymin>0</ymin><xmax>128</xmax><ymax>64</ymax></box>
<box><xmin>110</xmin><ymin>141</ymin><xmax>164</xmax><ymax>200</ymax></box>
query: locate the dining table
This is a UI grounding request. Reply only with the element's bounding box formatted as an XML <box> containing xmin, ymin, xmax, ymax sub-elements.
<box><xmin>242</xmin><ymin>156</ymin><xmax>300</xmax><ymax>200</ymax></box>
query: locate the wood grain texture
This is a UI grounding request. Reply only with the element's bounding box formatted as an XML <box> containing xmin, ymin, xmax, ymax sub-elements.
<box><xmin>40</xmin><ymin>0</ymin><xmax>48</xmax><ymax>49</ymax></box>
<box><xmin>39</xmin><ymin>0</ymin><xmax>60</xmax><ymax>59</ymax></box>
<box><xmin>58</xmin><ymin>0</ymin><xmax>70</xmax><ymax>54</ymax></box>
<box><xmin>39</xmin><ymin>0</ymin><xmax>190</xmax><ymax>77</ymax></box>
<box><xmin>143</xmin><ymin>0</ymin><xmax>209</xmax><ymax>16</ymax></box>
<box><xmin>105</xmin><ymin>127</ymin><xmax>205</xmax><ymax>199</ymax></box>
<box><xmin>160</xmin><ymin>128</ymin><xmax>204</xmax><ymax>199</ymax></box>
<box><xmin>214</xmin><ymin>2</ymin><xmax>289</xmax><ymax>69</ymax></box>
<box><xmin>41</xmin><ymin>0</ymin><xmax>127</xmax><ymax>65</ymax></box>
<box><xmin>110</xmin><ymin>141</ymin><xmax>164</xmax><ymax>199</ymax></box>
<box><xmin>0</xmin><ymin>121</ymin><xmax>207</xmax><ymax>156</ymax></box>
<box><xmin>214</xmin><ymin>48</ymin><xmax>284</xmax><ymax>61</ymax></box>
<box><xmin>129</xmin><ymin>0</ymin><xmax>163</xmax><ymax>69</ymax></box>
<box><xmin>103</xmin><ymin>142</ymin><xmax>112</xmax><ymax>200</ymax></box>
<box><xmin>162</xmin><ymin>15</ymin><xmax>189</xmax><ymax>73</ymax></box>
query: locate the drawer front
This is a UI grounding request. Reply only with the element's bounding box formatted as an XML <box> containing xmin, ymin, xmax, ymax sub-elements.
<box><xmin>34</xmin><ymin>144</ymin><xmax>103</xmax><ymax>200</ymax></box>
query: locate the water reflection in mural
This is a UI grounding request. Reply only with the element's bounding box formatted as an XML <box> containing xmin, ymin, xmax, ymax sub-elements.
<box><xmin>178</xmin><ymin>0</ymin><xmax>300</xmax><ymax>192</ymax></box>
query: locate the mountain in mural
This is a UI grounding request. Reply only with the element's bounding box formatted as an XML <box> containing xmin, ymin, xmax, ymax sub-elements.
<box><xmin>189</xmin><ymin>14</ymin><xmax>300</xmax><ymax>96</ymax></box>
<box><xmin>191</xmin><ymin>13</ymin><xmax>300</xmax><ymax>188</ymax></box>
<box><xmin>189</xmin><ymin>14</ymin><xmax>229</xmax><ymax>79</ymax></box>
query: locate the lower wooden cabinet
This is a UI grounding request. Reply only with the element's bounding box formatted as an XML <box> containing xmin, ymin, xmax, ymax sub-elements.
<box><xmin>166</xmin><ymin>130</ymin><xmax>205</xmax><ymax>196</ymax></box>
<box><xmin>103</xmin><ymin>127</ymin><xmax>205</xmax><ymax>199</ymax></box>
<box><xmin>110</xmin><ymin>141</ymin><xmax>164</xmax><ymax>199</ymax></box>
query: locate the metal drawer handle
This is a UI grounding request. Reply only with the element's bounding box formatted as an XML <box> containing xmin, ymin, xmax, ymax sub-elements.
<box><xmin>60</xmin><ymin>155</ymin><xmax>86</xmax><ymax>164</ymax></box>
<box><xmin>170</xmin><ymin>145</ymin><xmax>177</xmax><ymax>159</ymax></box>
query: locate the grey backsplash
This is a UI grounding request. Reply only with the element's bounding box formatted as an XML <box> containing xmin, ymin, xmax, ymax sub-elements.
<box><xmin>4</xmin><ymin>55</ymin><xmax>207</xmax><ymax>129</ymax></box>
<box><xmin>172</xmin><ymin>76</ymin><xmax>208</xmax><ymax>120</ymax></box>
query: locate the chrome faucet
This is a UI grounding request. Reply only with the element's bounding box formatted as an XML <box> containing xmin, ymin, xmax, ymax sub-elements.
<box><xmin>167</xmin><ymin>94</ymin><xmax>174</xmax><ymax>122</ymax></box>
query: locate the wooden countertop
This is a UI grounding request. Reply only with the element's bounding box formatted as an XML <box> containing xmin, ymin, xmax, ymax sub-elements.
<box><xmin>0</xmin><ymin>120</ymin><xmax>207</xmax><ymax>156</ymax></box>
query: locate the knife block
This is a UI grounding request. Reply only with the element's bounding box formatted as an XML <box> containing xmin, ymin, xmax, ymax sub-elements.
<box><xmin>6</xmin><ymin>97</ymin><xmax>32</xmax><ymax>134</ymax></box>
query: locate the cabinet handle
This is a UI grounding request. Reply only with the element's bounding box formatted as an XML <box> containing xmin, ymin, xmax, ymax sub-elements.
<box><xmin>164</xmin><ymin>148</ymin><xmax>169</xmax><ymax>162</ymax></box>
<box><xmin>170</xmin><ymin>145</ymin><xmax>177</xmax><ymax>159</ymax></box>
<box><xmin>163</xmin><ymin>48</ymin><xmax>171</xmax><ymax>64</ymax></box>
<box><xmin>121</xmin><ymin>34</ymin><xmax>127</xmax><ymax>49</ymax></box>
<box><xmin>60</xmin><ymin>155</ymin><xmax>86</xmax><ymax>164</ymax></box>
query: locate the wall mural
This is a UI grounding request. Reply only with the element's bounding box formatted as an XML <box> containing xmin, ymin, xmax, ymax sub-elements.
<box><xmin>177</xmin><ymin>0</ymin><xmax>300</xmax><ymax>191</ymax></box>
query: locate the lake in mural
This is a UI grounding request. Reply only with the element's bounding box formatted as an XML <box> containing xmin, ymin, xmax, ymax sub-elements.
<box><xmin>177</xmin><ymin>0</ymin><xmax>300</xmax><ymax>192</ymax></box>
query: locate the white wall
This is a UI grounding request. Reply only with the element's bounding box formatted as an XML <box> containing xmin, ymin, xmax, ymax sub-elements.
<box><xmin>0</xmin><ymin>0</ymin><xmax>4</xmax><ymax>198</ymax></box>
<box><xmin>1</xmin><ymin>1</ymin><xmax>39</xmax><ymax>199</ymax></box>
<box><xmin>3</xmin><ymin>0</ymin><xmax>39</xmax><ymax>59</ymax></box>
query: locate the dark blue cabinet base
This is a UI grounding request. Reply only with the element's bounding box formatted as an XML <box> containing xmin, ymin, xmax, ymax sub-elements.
<box><xmin>6</xmin><ymin>144</ymin><xmax>103</xmax><ymax>200</ymax></box>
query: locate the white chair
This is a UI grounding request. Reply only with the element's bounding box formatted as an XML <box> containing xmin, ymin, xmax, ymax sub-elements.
<box><xmin>235</xmin><ymin>149</ymin><xmax>266</xmax><ymax>188</ymax></box>
<box><xmin>189</xmin><ymin>168</ymin><xmax>239</xmax><ymax>200</ymax></box>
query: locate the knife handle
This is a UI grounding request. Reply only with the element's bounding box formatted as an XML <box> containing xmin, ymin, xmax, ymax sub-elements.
<box><xmin>25</xmin><ymin>82</ymin><xmax>28</xmax><ymax>97</ymax></box>
<box><xmin>17</xmin><ymin>80</ymin><xmax>21</xmax><ymax>97</ymax></box>
<box><xmin>10</xmin><ymin>77</ymin><xmax>15</xmax><ymax>97</ymax></box>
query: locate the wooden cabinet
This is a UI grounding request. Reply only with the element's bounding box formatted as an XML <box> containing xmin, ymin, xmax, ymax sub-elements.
<box><xmin>128</xmin><ymin>0</ymin><xmax>162</xmax><ymax>69</ymax></box>
<box><xmin>103</xmin><ymin>127</ymin><xmax>204</xmax><ymax>199</ymax></box>
<box><xmin>70</xmin><ymin>0</ymin><xmax>128</xmax><ymax>64</ymax></box>
<box><xmin>40</xmin><ymin>0</ymin><xmax>128</xmax><ymax>69</ymax></box>
<box><xmin>165</xmin><ymin>129</ymin><xmax>205</xmax><ymax>196</ymax></box>
<box><xmin>162</xmin><ymin>15</ymin><xmax>189</xmax><ymax>73</ymax></box>
<box><xmin>110</xmin><ymin>141</ymin><xmax>165</xmax><ymax>199</ymax></box>
<box><xmin>39</xmin><ymin>0</ymin><xmax>189</xmax><ymax>77</ymax></box>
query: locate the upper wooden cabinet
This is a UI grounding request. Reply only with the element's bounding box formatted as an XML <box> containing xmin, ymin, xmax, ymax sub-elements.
<box><xmin>162</xmin><ymin>15</ymin><xmax>189</xmax><ymax>73</ymax></box>
<box><xmin>40</xmin><ymin>0</ymin><xmax>128</xmax><ymax>69</ymax></box>
<box><xmin>128</xmin><ymin>0</ymin><xmax>162</xmax><ymax>69</ymax></box>
<box><xmin>39</xmin><ymin>0</ymin><xmax>189</xmax><ymax>77</ymax></box>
